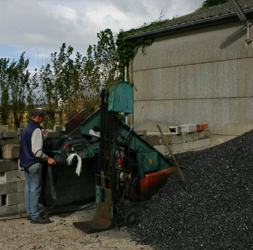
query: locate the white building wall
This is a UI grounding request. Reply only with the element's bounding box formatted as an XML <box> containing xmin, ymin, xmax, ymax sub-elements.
<box><xmin>132</xmin><ymin>20</ymin><xmax>253</xmax><ymax>145</ymax></box>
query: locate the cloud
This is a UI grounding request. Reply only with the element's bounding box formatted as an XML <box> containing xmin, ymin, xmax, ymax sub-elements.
<box><xmin>0</xmin><ymin>0</ymin><xmax>204</xmax><ymax>69</ymax></box>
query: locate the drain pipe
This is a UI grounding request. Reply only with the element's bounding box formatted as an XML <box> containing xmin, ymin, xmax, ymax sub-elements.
<box><xmin>228</xmin><ymin>0</ymin><xmax>252</xmax><ymax>43</ymax></box>
<box><xmin>246</xmin><ymin>21</ymin><xmax>252</xmax><ymax>43</ymax></box>
<box><xmin>124</xmin><ymin>65</ymin><xmax>128</xmax><ymax>125</ymax></box>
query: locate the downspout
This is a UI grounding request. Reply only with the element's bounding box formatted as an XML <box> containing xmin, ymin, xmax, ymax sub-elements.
<box><xmin>124</xmin><ymin>65</ymin><xmax>128</xmax><ymax>125</ymax></box>
<box><xmin>228</xmin><ymin>0</ymin><xmax>252</xmax><ymax>43</ymax></box>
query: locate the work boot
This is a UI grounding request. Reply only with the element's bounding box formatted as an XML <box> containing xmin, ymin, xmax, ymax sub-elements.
<box><xmin>31</xmin><ymin>216</ymin><xmax>51</xmax><ymax>224</ymax></box>
<box><xmin>27</xmin><ymin>215</ymin><xmax>31</xmax><ymax>220</ymax></box>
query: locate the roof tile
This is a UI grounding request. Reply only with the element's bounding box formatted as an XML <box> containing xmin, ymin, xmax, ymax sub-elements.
<box><xmin>144</xmin><ymin>0</ymin><xmax>253</xmax><ymax>33</ymax></box>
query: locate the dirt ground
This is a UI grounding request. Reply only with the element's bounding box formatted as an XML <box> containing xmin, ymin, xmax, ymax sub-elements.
<box><xmin>0</xmin><ymin>203</ymin><xmax>154</xmax><ymax>250</ymax></box>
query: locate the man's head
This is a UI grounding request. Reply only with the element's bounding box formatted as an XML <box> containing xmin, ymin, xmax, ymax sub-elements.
<box><xmin>31</xmin><ymin>109</ymin><xmax>44</xmax><ymax>124</ymax></box>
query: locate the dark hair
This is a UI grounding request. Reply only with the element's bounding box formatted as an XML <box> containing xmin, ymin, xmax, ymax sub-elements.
<box><xmin>31</xmin><ymin>109</ymin><xmax>44</xmax><ymax>117</ymax></box>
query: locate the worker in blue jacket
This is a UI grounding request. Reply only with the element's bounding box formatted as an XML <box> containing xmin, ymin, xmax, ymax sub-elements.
<box><xmin>20</xmin><ymin>109</ymin><xmax>56</xmax><ymax>224</ymax></box>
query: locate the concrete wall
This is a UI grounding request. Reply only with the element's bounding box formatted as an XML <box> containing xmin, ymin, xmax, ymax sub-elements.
<box><xmin>131</xmin><ymin>20</ymin><xmax>253</xmax><ymax>146</ymax></box>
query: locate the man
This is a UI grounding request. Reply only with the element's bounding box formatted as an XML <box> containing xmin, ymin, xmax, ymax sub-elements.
<box><xmin>20</xmin><ymin>109</ymin><xmax>56</xmax><ymax>224</ymax></box>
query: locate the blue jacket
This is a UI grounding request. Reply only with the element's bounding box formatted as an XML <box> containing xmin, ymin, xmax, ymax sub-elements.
<box><xmin>20</xmin><ymin>120</ymin><xmax>43</xmax><ymax>168</ymax></box>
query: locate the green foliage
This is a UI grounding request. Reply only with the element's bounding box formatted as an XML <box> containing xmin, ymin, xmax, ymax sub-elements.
<box><xmin>0</xmin><ymin>53</ymin><xmax>33</xmax><ymax>129</ymax></box>
<box><xmin>0</xmin><ymin>13</ymin><xmax>177</xmax><ymax>128</ymax></box>
<box><xmin>116</xmin><ymin>13</ymin><xmax>171</xmax><ymax>81</ymax></box>
<box><xmin>0</xmin><ymin>58</ymin><xmax>10</xmax><ymax>124</ymax></box>
<box><xmin>197</xmin><ymin>0</ymin><xmax>228</xmax><ymax>11</ymax></box>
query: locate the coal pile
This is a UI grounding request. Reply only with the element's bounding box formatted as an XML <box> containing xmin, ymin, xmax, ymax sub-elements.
<box><xmin>129</xmin><ymin>130</ymin><xmax>253</xmax><ymax>249</ymax></box>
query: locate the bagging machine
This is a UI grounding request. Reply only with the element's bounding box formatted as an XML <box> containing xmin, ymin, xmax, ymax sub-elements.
<box><xmin>43</xmin><ymin>81</ymin><xmax>178</xmax><ymax>233</ymax></box>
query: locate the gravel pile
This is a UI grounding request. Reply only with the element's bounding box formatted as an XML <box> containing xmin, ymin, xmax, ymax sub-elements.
<box><xmin>129</xmin><ymin>130</ymin><xmax>253</xmax><ymax>249</ymax></box>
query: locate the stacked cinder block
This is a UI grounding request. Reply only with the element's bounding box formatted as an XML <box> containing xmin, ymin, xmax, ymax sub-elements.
<box><xmin>43</xmin><ymin>126</ymin><xmax>96</xmax><ymax>205</ymax></box>
<box><xmin>0</xmin><ymin>126</ymin><xmax>25</xmax><ymax>216</ymax></box>
<box><xmin>55</xmin><ymin>165</ymin><xmax>95</xmax><ymax>206</ymax></box>
<box><xmin>142</xmin><ymin>123</ymin><xmax>210</xmax><ymax>155</ymax></box>
<box><xmin>0</xmin><ymin>124</ymin><xmax>95</xmax><ymax>217</ymax></box>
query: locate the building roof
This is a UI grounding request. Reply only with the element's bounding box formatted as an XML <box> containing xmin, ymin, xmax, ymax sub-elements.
<box><xmin>127</xmin><ymin>0</ymin><xmax>253</xmax><ymax>39</ymax></box>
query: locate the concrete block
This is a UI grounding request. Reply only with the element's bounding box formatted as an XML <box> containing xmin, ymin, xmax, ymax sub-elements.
<box><xmin>56</xmin><ymin>186</ymin><xmax>65</xmax><ymax>197</ymax></box>
<box><xmin>169</xmin><ymin>144</ymin><xmax>184</xmax><ymax>154</ymax></box>
<box><xmin>180</xmin><ymin>124</ymin><xmax>197</xmax><ymax>133</ymax></box>
<box><xmin>17</xmin><ymin>180</ymin><xmax>26</xmax><ymax>193</ymax></box>
<box><xmin>88</xmin><ymin>172</ymin><xmax>96</xmax><ymax>182</ymax></box>
<box><xmin>190</xmin><ymin>138</ymin><xmax>211</xmax><ymax>149</ymax></box>
<box><xmin>45</xmin><ymin>131</ymin><xmax>60</xmax><ymax>138</ymax></box>
<box><xmin>7</xmin><ymin>193</ymin><xmax>24</xmax><ymax>205</ymax></box>
<box><xmin>2</xmin><ymin>144</ymin><xmax>20</xmax><ymax>159</ymax></box>
<box><xmin>135</xmin><ymin>130</ymin><xmax>147</xmax><ymax>140</ymax></box>
<box><xmin>88</xmin><ymin>191</ymin><xmax>95</xmax><ymax>199</ymax></box>
<box><xmin>56</xmin><ymin>195</ymin><xmax>74</xmax><ymax>206</ymax></box>
<box><xmin>172</xmin><ymin>134</ymin><xmax>187</xmax><ymax>144</ymax></box>
<box><xmin>80</xmin><ymin>182</ymin><xmax>93</xmax><ymax>193</ymax></box>
<box><xmin>18</xmin><ymin>203</ymin><xmax>26</xmax><ymax>213</ymax></box>
<box><xmin>154</xmin><ymin>145</ymin><xmax>168</xmax><ymax>155</ymax></box>
<box><xmin>0</xmin><ymin>172</ymin><xmax>4</xmax><ymax>182</ymax></box>
<box><xmin>198</xmin><ymin>130</ymin><xmax>210</xmax><ymax>140</ymax></box>
<box><xmin>88</xmin><ymin>182</ymin><xmax>95</xmax><ymax>193</ymax></box>
<box><xmin>0</xmin><ymin>131</ymin><xmax>18</xmax><ymax>139</ymax></box>
<box><xmin>65</xmin><ymin>184</ymin><xmax>82</xmax><ymax>195</ymax></box>
<box><xmin>146</xmin><ymin>134</ymin><xmax>173</xmax><ymax>145</ymax></box>
<box><xmin>57</xmin><ymin>166</ymin><xmax>65</xmax><ymax>176</ymax></box>
<box><xmin>186</xmin><ymin>132</ymin><xmax>199</xmax><ymax>142</ymax></box>
<box><xmin>18</xmin><ymin>128</ymin><xmax>23</xmax><ymax>136</ymax></box>
<box><xmin>146</xmin><ymin>131</ymin><xmax>160</xmax><ymax>135</ymax></box>
<box><xmin>73</xmin><ymin>193</ymin><xmax>89</xmax><ymax>202</ymax></box>
<box><xmin>0</xmin><ymin>159</ymin><xmax>19</xmax><ymax>172</ymax></box>
<box><xmin>135</xmin><ymin>130</ymin><xmax>147</xmax><ymax>136</ymax></box>
<box><xmin>0</xmin><ymin>182</ymin><xmax>17</xmax><ymax>195</ymax></box>
<box><xmin>0</xmin><ymin>125</ymin><xmax>9</xmax><ymax>132</ymax></box>
<box><xmin>164</xmin><ymin>134</ymin><xmax>174</xmax><ymax>144</ymax></box>
<box><xmin>146</xmin><ymin>135</ymin><xmax>160</xmax><ymax>145</ymax></box>
<box><xmin>57</xmin><ymin>175</ymin><xmax>75</xmax><ymax>186</ymax></box>
<box><xmin>63</xmin><ymin>166</ymin><xmax>77</xmax><ymax>176</ymax></box>
<box><xmin>171</xmin><ymin>139</ymin><xmax>211</xmax><ymax>153</ymax></box>
<box><xmin>0</xmin><ymin>195</ymin><xmax>5</xmax><ymax>207</ymax></box>
<box><xmin>0</xmin><ymin>204</ymin><xmax>18</xmax><ymax>217</ymax></box>
<box><xmin>1</xmin><ymin>137</ymin><xmax>19</xmax><ymax>146</ymax></box>
<box><xmin>53</xmin><ymin>125</ymin><xmax>64</xmax><ymax>132</ymax></box>
<box><xmin>168</xmin><ymin>126</ymin><xmax>181</xmax><ymax>135</ymax></box>
<box><xmin>0</xmin><ymin>170</ymin><xmax>25</xmax><ymax>183</ymax></box>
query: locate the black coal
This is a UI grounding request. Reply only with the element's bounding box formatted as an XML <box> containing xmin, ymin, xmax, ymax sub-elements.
<box><xmin>129</xmin><ymin>130</ymin><xmax>253</xmax><ymax>249</ymax></box>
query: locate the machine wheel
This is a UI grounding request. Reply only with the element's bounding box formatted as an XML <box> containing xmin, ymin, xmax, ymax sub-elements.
<box><xmin>129</xmin><ymin>177</ymin><xmax>141</xmax><ymax>202</ymax></box>
<box><xmin>125</xmin><ymin>180</ymin><xmax>131</xmax><ymax>199</ymax></box>
<box><xmin>125</xmin><ymin>211</ymin><xmax>139</xmax><ymax>228</ymax></box>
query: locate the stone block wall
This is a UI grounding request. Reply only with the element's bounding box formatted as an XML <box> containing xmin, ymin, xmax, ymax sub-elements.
<box><xmin>0</xmin><ymin>125</ymin><xmax>95</xmax><ymax>217</ymax></box>
<box><xmin>1</xmin><ymin>122</ymin><xmax>209</xmax><ymax>217</ymax></box>
<box><xmin>137</xmin><ymin>124</ymin><xmax>211</xmax><ymax>155</ymax></box>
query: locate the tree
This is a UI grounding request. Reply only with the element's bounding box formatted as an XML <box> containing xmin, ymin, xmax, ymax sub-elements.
<box><xmin>9</xmin><ymin>52</ymin><xmax>31</xmax><ymax>129</ymax></box>
<box><xmin>0</xmin><ymin>58</ymin><xmax>10</xmax><ymax>124</ymax></box>
<box><xmin>198</xmin><ymin>0</ymin><xmax>228</xmax><ymax>10</ymax></box>
<box><xmin>0</xmin><ymin>53</ymin><xmax>34</xmax><ymax>129</ymax></box>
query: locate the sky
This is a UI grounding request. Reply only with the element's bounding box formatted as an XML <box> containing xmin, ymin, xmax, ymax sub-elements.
<box><xmin>0</xmin><ymin>0</ymin><xmax>204</xmax><ymax>71</ymax></box>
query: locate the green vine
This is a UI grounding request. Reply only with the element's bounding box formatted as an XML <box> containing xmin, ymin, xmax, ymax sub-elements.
<box><xmin>116</xmin><ymin>1</ymin><xmax>228</xmax><ymax>82</ymax></box>
<box><xmin>116</xmin><ymin>14</ymin><xmax>172</xmax><ymax>82</ymax></box>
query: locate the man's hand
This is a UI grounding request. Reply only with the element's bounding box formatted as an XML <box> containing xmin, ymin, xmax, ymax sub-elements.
<box><xmin>47</xmin><ymin>157</ymin><xmax>56</xmax><ymax>165</ymax></box>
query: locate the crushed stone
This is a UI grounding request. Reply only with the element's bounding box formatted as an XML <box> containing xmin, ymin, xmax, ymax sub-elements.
<box><xmin>129</xmin><ymin>129</ymin><xmax>253</xmax><ymax>249</ymax></box>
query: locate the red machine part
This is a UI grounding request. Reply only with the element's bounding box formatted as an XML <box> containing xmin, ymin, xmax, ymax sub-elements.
<box><xmin>140</xmin><ymin>167</ymin><xmax>178</xmax><ymax>201</ymax></box>
<box><xmin>126</xmin><ymin>167</ymin><xmax>178</xmax><ymax>202</ymax></box>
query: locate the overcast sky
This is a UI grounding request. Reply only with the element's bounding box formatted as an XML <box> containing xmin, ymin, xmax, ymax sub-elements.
<box><xmin>0</xmin><ymin>0</ymin><xmax>204</xmax><ymax>71</ymax></box>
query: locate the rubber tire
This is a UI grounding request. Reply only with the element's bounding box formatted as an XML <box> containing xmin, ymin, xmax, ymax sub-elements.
<box><xmin>129</xmin><ymin>177</ymin><xmax>141</xmax><ymax>202</ymax></box>
<box><xmin>125</xmin><ymin>211</ymin><xmax>139</xmax><ymax>228</ymax></box>
<box><xmin>125</xmin><ymin>180</ymin><xmax>131</xmax><ymax>199</ymax></box>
